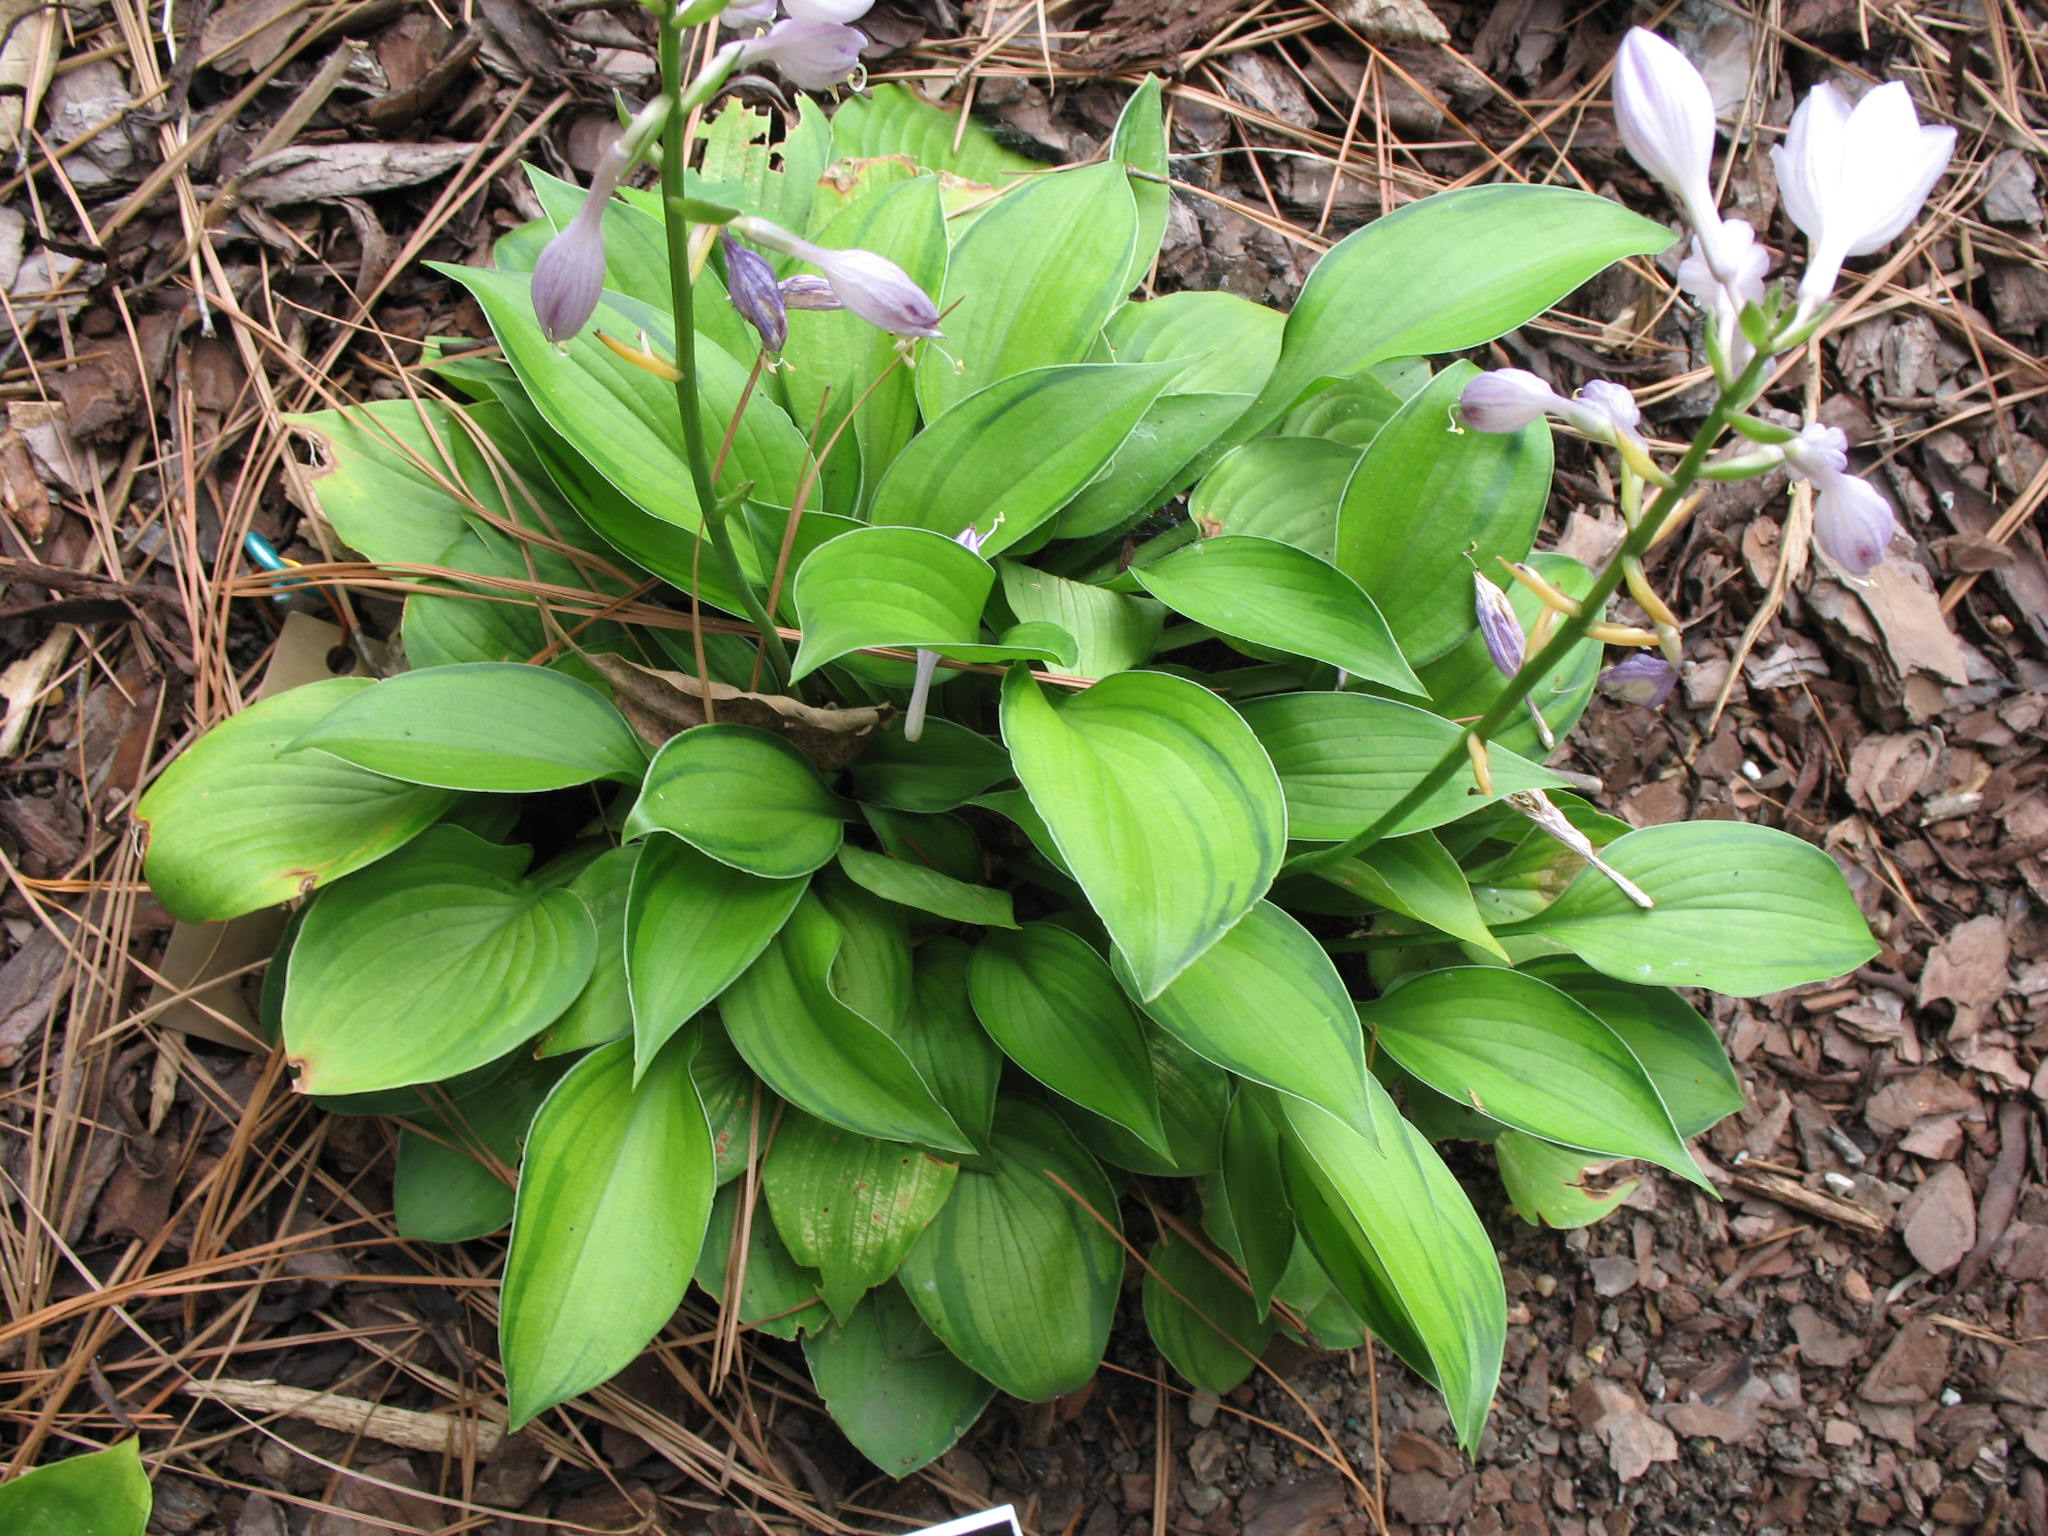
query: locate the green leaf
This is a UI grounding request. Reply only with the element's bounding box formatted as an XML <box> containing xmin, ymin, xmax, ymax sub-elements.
<box><xmin>899</xmin><ymin>1099</ymin><xmax>1123</xmax><ymax>1400</ymax></box>
<box><xmin>137</xmin><ymin>678</ymin><xmax>456</xmax><ymax>922</ymax></box>
<box><xmin>1054</xmin><ymin>392</ymin><xmax>1259</xmax><ymax>542</ymax></box>
<box><xmin>764</xmin><ymin>1109</ymin><xmax>959</xmax><ymax>1319</ymax></box>
<box><xmin>624</xmin><ymin>724</ymin><xmax>848</xmax><ymax>880</ymax></box>
<box><xmin>1521</xmin><ymin>959</ymin><xmax>1743</xmax><ymax>1137</ymax></box>
<box><xmin>1002</xmin><ymin>667</ymin><xmax>1285</xmax><ymax>998</ymax></box>
<box><xmin>1130</xmin><ymin>901</ymin><xmax>1375</xmax><ymax>1136</ymax></box>
<box><xmin>283</xmin><ymin>827</ymin><xmax>596</xmax><ymax>1095</ymax></box>
<box><xmin>626</xmin><ymin>834</ymin><xmax>806</xmax><ymax>1076</ymax></box>
<box><xmin>1317</xmin><ymin>833</ymin><xmax>1504</xmax><ymax>957</ymax></box>
<box><xmin>694</xmin><ymin>1027</ymin><xmax>767</xmax><ymax>1185</ymax></box>
<box><xmin>827</xmin><ymin>83</ymin><xmax>1041</xmax><ymax>186</ymax></box>
<box><xmin>790</xmin><ymin>526</ymin><xmax>995</xmax><ymax>678</ymax></box>
<box><xmin>1143</xmin><ymin>1234</ymin><xmax>1271</xmax><ymax>1394</ymax></box>
<box><xmin>1056</xmin><ymin>1023</ymin><xmax>1229</xmax><ymax>1177</ymax></box>
<box><xmin>1187</xmin><ymin>437</ymin><xmax>1355</xmax><ymax>560</ymax></box>
<box><xmin>970</xmin><ymin>924</ymin><xmax>1168</xmax><ymax>1152</ymax></box>
<box><xmin>846</xmin><ymin>719</ymin><xmax>1013</xmax><ymax>812</ymax></box>
<box><xmin>538</xmin><ymin>847</ymin><xmax>639</xmax><ymax>1057</ymax></box>
<box><xmin>1495</xmin><ymin>1130</ymin><xmax>1641</xmax><ymax>1230</ymax></box>
<box><xmin>1502</xmin><ymin>821</ymin><xmax>1879</xmax><ymax>995</ymax></box>
<box><xmin>804</xmin><ymin>1283</ymin><xmax>996</xmax><ymax>1476</ymax></box>
<box><xmin>1110</xmin><ymin>77</ymin><xmax>1170</xmax><ymax>292</ymax></box>
<box><xmin>393</xmin><ymin>1058</ymin><xmax>561</xmax><ymax>1241</ymax></box>
<box><xmin>918</xmin><ymin>162</ymin><xmax>1139</xmax><ymax>420</ymax></box>
<box><xmin>284</xmin><ymin>664</ymin><xmax>645</xmax><ymax>791</ymax></box>
<box><xmin>290</xmin><ymin>398</ymin><xmax>491</xmax><ymax>565</ymax></box>
<box><xmin>1336</xmin><ymin>362</ymin><xmax>1552</xmax><ymax>664</ymax></box>
<box><xmin>0</xmin><ymin>1441</ymin><xmax>151</xmax><ymax>1536</ymax></box>
<box><xmin>1134</xmin><ymin>535</ymin><xmax>1422</xmax><ymax>692</ymax></box>
<box><xmin>897</xmin><ymin>937</ymin><xmax>1003</xmax><ymax>1150</ymax></box>
<box><xmin>815</xmin><ymin>869</ymin><xmax>914</xmax><ymax>1028</ymax></box>
<box><xmin>1278</xmin><ymin>1086</ymin><xmax>1504</xmax><ymax>1451</ymax></box>
<box><xmin>1213</xmin><ymin>1090</ymin><xmax>1294</xmax><ymax>1312</ymax></box>
<box><xmin>1241</xmin><ymin>692</ymin><xmax>1566</xmax><ymax>842</ymax></box>
<box><xmin>693</xmin><ymin>1181</ymin><xmax>828</xmax><ymax>1339</ymax></box>
<box><xmin>836</xmin><ymin>844</ymin><xmax>1016</xmax><ymax>928</ymax></box>
<box><xmin>872</xmin><ymin>364</ymin><xmax>1177</xmax><ymax>557</ymax></box>
<box><xmin>501</xmin><ymin>1034</ymin><xmax>715</xmax><ymax>1426</ymax></box>
<box><xmin>1244</xmin><ymin>186</ymin><xmax>1674</xmax><ymax>434</ymax></box>
<box><xmin>998</xmin><ymin>564</ymin><xmax>1161</xmax><ymax>680</ymax></box>
<box><xmin>1366</xmin><ymin>966</ymin><xmax>1708</xmax><ymax>1186</ymax></box>
<box><xmin>721</xmin><ymin>895</ymin><xmax>973</xmax><ymax>1152</ymax></box>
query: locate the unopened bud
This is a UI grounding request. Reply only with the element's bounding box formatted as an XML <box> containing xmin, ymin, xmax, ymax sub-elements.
<box><xmin>1457</xmin><ymin>369</ymin><xmax>1563</xmax><ymax>433</ymax></box>
<box><xmin>532</xmin><ymin>205</ymin><xmax>607</xmax><ymax>344</ymax></box>
<box><xmin>1598</xmin><ymin>654</ymin><xmax>1678</xmax><ymax>708</ymax></box>
<box><xmin>733</xmin><ymin>217</ymin><xmax>943</xmax><ymax>338</ymax></box>
<box><xmin>779</xmin><ymin>274</ymin><xmax>843</xmax><ymax>311</ymax></box>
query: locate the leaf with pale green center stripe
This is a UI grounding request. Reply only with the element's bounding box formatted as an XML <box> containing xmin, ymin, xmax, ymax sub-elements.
<box><xmin>1364</xmin><ymin>966</ymin><xmax>1709</xmax><ymax>1186</ymax></box>
<box><xmin>1500</xmin><ymin>821</ymin><xmax>1878</xmax><ymax>995</ymax></box>
<box><xmin>1000</xmin><ymin>667</ymin><xmax>1285</xmax><ymax>999</ymax></box>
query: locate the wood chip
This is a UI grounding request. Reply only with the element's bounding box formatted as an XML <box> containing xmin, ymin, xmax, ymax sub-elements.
<box><xmin>1725</xmin><ymin>1167</ymin><xmax>1887</xmax><ymax>1240</ymax></box>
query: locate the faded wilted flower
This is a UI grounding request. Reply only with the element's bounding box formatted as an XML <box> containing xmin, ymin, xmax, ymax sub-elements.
<box><xmin>732</xmin><ymin>216</ymin><xmax>943</xmax><ymax>337</ymax></box>
<box><xmin>723</xmin><ymin>233</ymin><xmax>787</xmax><ymax>353</ymax></box>
<box><xmin>1773</xmin><ymin>82</ymin><xmax>1954</xmax><ymax>319</ymax></box>
<box><xmin>1599</xmin><ymin>653</ymin><xmax>1678</xmax><ymax>708</ymax></box>
<box><xmin>1473</xmin><ymin>572</ymin><xmax>1524</xmax><ymax>678</ymax></box>
<box><xmin>1782</xmin><ymin>423</ymin><xmax>1895</xmax><ymax>575</ymax></box>
<box><xmin>732</xmin><ymin>17</ymin><xmax>866</xmax><ymax>91</ymax></box>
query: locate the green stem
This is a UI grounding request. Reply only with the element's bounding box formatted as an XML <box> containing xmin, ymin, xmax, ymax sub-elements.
<box><xmin>657</xmin><ymin>15</ymin><xmax>794</xmax><ymax>694</ymax></box>
<box><xmin>1292</xmin><ymin>350</ymin><xmax>1774</xmax><ymax>875</ymax></box>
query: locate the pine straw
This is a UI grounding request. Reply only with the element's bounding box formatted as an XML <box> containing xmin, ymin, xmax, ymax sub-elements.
<box><xmin>1</xmin><ymin>0</ymin><xmax>2040</xmax><ymax>1528</ymax></box>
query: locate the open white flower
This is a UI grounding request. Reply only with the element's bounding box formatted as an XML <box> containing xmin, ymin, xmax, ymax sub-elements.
<box><xmin>1772</xmin><ymin>82</ymin><xmax>1954</xmax><ymax>317</ymax></box>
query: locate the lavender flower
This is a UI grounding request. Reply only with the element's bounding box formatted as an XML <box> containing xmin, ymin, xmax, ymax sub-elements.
<box><xmin>732</xmin><ymin>17</ymin><xmax>866</xmax><ymax>91</ymax></box>
<box><xmin>1782</xmin><ymin>423</ymin><xmax>1896</xmax><ymax>575</ymax></box>
<box><xmin>1599</xmin><ymin>654</ymin><xmax>1678</xmax><ymax>708</ymax></box>
<box><xmin>1458</xmin><ymin>370</ymin><xmax>1642</xmax><ymax>447</ymax></box>
<box><xmin>778</xmin><ymin>274</ymin><xmax>842</xmax><ymax>311</ymax></box>
<box><xmin>783</xmin><ymin>0</ymin><xmax>873</xmax><ymax>19</ymax></box>
<box><xmin>1772</xmin><ymin>82</ymin><xmax>1955</xmax><ymax>319</ymax></box>
<box><xmin>723</xmin><ymin>233</ymin><xmax>787</xmax><ymax>353</ymax></box>
<box><xmin>530</xmin><ymin>139</ymin><xmax>632</xmax><ymax>344</ymax></box>
<box><xmin>731</xmin><ymin>216</ymin><xmax>943</xmax><ymax>338</ymax></box>
<box><xmin>1678</xmin><ymin>216</ymin><xmax>1771</xmax><ymax>374</ymax></box>
<box><xmin>720</xmin><ymin>0</ymin><xmax>778</xmax><ymax>23</ymax></box>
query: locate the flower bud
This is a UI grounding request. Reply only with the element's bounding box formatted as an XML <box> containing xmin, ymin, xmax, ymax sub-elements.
<box><xmin>733</xmin><ymin>217</ymin><xmax>943</xmax><ymax>337</ymax></box>
<box><xmin>1473</xmin><ymin>572</ymin><xmax>1525</xmax><ymax>678</ymax></box>
<box><xmin>723</xmin><ymin>233</ymin><xmax>787</xmax><ymax>353</ymax></box>
<box><xmin>732</xmin><ymin>17</ymin><xmax>866</xmax><ymax>91</ymax></box>
<box><xmin>1783</xmin><ymin>423</ymin><xmax>1894</xmax><ymax>575</ymax></box>
<box><xmin>784</xmin><ymin>0</ymin><xmax>873</xmax><ymax>19</ymax></box>
<box><xmin>1564</xmin><ymin>380</ymin><xmax>1641</xmax><ymax>442</ymax></box>
<box><xmin>720</xmin><ymin>0</ymin><xmax>778</xmax><ymax>24</ymax></box>
<box><xmin>1612</xmin><ymin>29</ymin><xmax>1727</xmax><ymax>268</ymax></box>
<box><xmin>1457</xmin><ymin>369</ymin><xmax>1564</xmax><ymax>433</ymax></box>
<box><xmin>531</xmin><ymin>204</ymin><xmax>607</xmax><ymax>344</ymax></box>
<box><xmin>1599</xmin><ymin>653</ymin><xmax>1677</xmax><ymax>708</ymax></box>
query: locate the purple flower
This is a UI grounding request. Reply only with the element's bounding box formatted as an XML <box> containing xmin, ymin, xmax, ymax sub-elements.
<box><xmin>732</xmin><ymin>17</ymin><xmax>866</xmax><ymax>91</ymax></box>
<box><xmin>1599</xmin><ymin>654</ymin><xmax>1678</xmax><ymax>708</ymax></box>
<box><xmin>778</xmin><ymin>274</ymin><xmax>842</xmax><ymax>311</ymax></box>
<box><xmin>723</xmin><ymin>233</ymin><xmax>787</xmax><ymax>353</ymax></box>
<box><xmin>1473</xmin><ymin>572</ymin><xmax>1524</xmax><ymax>678</ymax></box>
<box><xmin>720</xmin><ymin>0</ymin><xmax>778</xmax><ymax>23</ymax></box>
<box><xmin>1565</xmin><ymin>380</ymin><xmax>1641</xmax><ymax>441</ymax></box>
<box><xmin>1782</xmin><ymin>423</ymin><xmax>1896</xmax><ymax>575</ymax></box>
<box><xmin>732</xmin><ymin>216</ymin><xmax>943</xmax><ymax>338</ymax></box>
<box><xmin>531</xmin><ymin>205</ymin><xmax>607</xmax><ymax>344</ymax></box>
<box><xmin>783</xmin><ymin>0</ymin><xmax>872</xmax><ymax>19</ymax></box>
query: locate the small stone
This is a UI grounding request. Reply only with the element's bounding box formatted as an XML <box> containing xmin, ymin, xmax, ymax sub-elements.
<box><xmin>1387</xmin><ymin>1430</ymin><xmax>1460</xmax><ymax>1476</ymax></box>
<box><xmin>1860</xmin><ymin>1318</ymin><xmax>1951</xmax><ymax>1405</ymax></box>
<box><xmin>1186</xmin><ymin>1387</ymin><xmax>1219</xmax><ymax>1429</ymax></box>
<box><xmin>1187</xmin><ymin>1427</ymin><xmax>1233</xmax><ymax>1487</ymax></box>
<box><xmin>1991</xmin><ymin>1348</ymin><xmax>2048</xmax><ymax>1408</ymax></box>
<box><xmin>1588</xmin><ymin>1256</ymin><xmax>1638</xmax><ymax>1297</ymax></box>
<box><xmin>1660</xmin><ymin>1402</ymin><xmax>1757</xmax><ymax>1443</ymax></box>
<box><xmin>1386</xmin><ymin>1471</ymin><xmax>1457</xmax><ymax>1526</ymax></box>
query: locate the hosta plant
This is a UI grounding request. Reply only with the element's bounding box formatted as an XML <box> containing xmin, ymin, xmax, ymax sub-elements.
<box><xmin>137</xmin><ymin>8</ymin><xmax>1911</xmax><ymax>1476</ymax></box>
